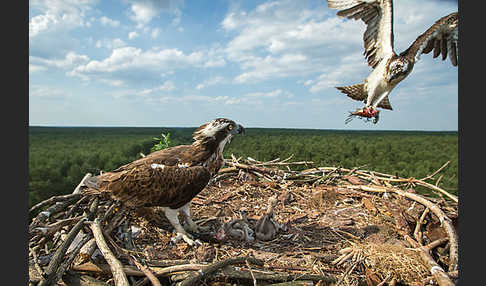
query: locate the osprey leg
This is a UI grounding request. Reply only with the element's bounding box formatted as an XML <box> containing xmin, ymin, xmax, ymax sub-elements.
<box><xmin>164</xmin><ymin>207</ymin><xmax>201</xmax><ymax>246</ymax></box>
<box><xmin>180</xmin><ymin>202</ymin><xmax>211</xmax><ymax>233</ymax></box>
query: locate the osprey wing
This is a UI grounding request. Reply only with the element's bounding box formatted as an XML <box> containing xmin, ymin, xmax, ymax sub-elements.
<box><xmin>327</xmin><ymin>0</ymin><xmax>395</xmax><ymax>68</ymax></box>
<box><xmin>97</xmin><ymin>163</ymin><xmax>211</xmax><ymax>209</ymax></box>
<box><xmin>112</xmin><ymin>145</ymin><xmax>193</xmax><ymax>172</ymax></box>
<box><xmin>401</xmin><ymin>12</ymin><xmax>458</xmax><ymax>66</ymax></box>
<box><xmin>86</xmin><ymin>145</ymin><xmax>212</xmax><ymax>209</ymax></box>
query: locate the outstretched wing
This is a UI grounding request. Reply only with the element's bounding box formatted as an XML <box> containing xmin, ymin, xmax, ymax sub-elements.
<box><xmin>327</xmin><ymin>0</ymin><xmax>395</xmax><ymax>68</ymax></box>
<box><xmin>401</xmin><ymin>12</ymin><xmax>458</xmax><ymax>66</ymax></box>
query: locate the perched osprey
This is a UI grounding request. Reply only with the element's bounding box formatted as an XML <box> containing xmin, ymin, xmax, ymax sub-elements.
<box><xmin>325</xmin><ymin>0</ymin><xmax>458</xmax><ymax>123</ymax></box>
<box><xmin>85</xmin><ymin>118</ymin><xmax>245</xmax><ymax>246</ymax></box>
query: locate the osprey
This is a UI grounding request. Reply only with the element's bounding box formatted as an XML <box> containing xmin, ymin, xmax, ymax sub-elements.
<box><xmin>85</xmin><ymin>118</ymin><xmax>245</xmax><ymax>245</ymax></box>
<box><xmin>325</xmin><ymin>0</ymin><xmax>458</xmax><ymax>123</ymax></box>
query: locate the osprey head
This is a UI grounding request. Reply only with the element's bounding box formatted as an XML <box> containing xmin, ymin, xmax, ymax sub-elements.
<box><xmin>388</xmin><ymin>56</ymin><xmax>413</xmax><ymax>84</ymax></box>
<box><xmin>192</xmin><ymin>118</ymin><xmax>245</xmax><ymax>145</ymax></box>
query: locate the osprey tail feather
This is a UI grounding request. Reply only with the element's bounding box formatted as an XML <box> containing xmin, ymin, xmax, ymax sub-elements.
<box><xmin>336</xmin><ymin>83</ymin><xmax>393</xmax><ymax>110</ymax></box>
<box><xmin>336</xmin><ymin>83</ymin><xmax>366</xmax><ymax>102</ymax></box>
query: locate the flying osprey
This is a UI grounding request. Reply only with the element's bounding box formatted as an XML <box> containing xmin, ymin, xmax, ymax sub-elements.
<box><xmin>85</xmin><ymin>118</ymin><xmax>245</xmax><ymax>246</ymax></box>
<box><xmin>325</xmin><ymin>0</ymin><xmax>458</xmax><ymax>123</ymax></box>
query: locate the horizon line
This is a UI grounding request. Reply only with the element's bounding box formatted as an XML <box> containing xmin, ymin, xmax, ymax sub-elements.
<box><xmin>28</xmin><ymin>125</ymin><xmax>458</xmax><ymax>133</ymax></box>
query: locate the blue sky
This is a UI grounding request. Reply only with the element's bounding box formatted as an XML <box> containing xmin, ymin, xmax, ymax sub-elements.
<box><xmin>29</xmin><ymin>0</ymin><xmax>458</xmax><ymax>130</ymax></box>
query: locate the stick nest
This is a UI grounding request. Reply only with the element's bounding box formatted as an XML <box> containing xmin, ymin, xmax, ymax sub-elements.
<box><xmin>28</xmin><ymin>155</ymin><xmax>458</xmax><ymax>286</ymax></box>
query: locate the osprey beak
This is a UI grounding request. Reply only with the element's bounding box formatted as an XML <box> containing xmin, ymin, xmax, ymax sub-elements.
<box><xmin>236</xmin><ymin>124</ymin><xmax>245</xmax><ymax>135</ymax></box>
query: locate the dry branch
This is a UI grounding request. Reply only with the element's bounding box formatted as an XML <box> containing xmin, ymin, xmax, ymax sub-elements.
<box><xmin>38</xmin><ymin>217</ymin><xmax>87</xmax><ymax>286</ymax></box>
<box><xmin>89</xmin><ymin>218</ymin><xmax>130</xmax><ymax>286</ymax></box>
<box><xmin>178</xmin><ymin>257</ymin><xmax>264</xmax><ymax>286</ymax></box>
<box><xmin>405</xmin><ymin>236</ymin><xmax>455</xmax><ymax>286</ymax></box>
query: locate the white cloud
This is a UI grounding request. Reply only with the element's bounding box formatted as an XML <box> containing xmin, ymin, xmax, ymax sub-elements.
<box><xmin>95</xmin><ymin>38</ymin><xmax>127</xmax><ymax>49</ymax></box>
<box><xmin>127</xmin><ymin>0</ymin><xmax>183</xmax><ymax>28</ymax></box>
<box><xmin>128</xmin><ymin>31</ymin><xmax>139</xmax><ymax>39</ymax></box>
<box><xmin>224</xmin><ymin>88</ymin><xmax>293</xmax><ymax>106</ymax></box>
<box><xmin>29</xmin><ymin>64</ymin><xmax>48</xmax><ymax>73</ymax></box>
<box><xmin>29</xmin><ymin>51</ymin><xmax>90</xmax><ymax>70</ymax></box>
<box><xmin>30</xmin><ymin>85</ymin><xmax>72</xmax><ymax>99</ymax></box>
<box><xmin>196</xmin><ymin>76</ymin><xmax>224</xmax><ymax>90</ymax></box>
<box><xmin>69</xmin><ymin>46</ymin><xmax>227</xmax><ymax>85</ymax></box>
<box><xmin>99</xmin><ymin>79</ymin><xmax>125</xmax><ymax>87</ymax></box>
<box><xmin>110</xmin><ymin>80</ymin><xmax>176</xmax><ymax>98</ymax></box>
<box><xmin>221</xmin><ymin>0</ymin><xmax>363</xmax><ymax>83</ymax></box>
<box><xmin>70</xmin><ymin>47</ymin><xmax>202</xmax><ymax>74</ymax></box>
<box><xmin>29</xmin><ymin>0</ymin><xmax>98</xmax><ymax>37</ymax></box>
<box><xmin>151</xmin><ymin>27</ymin><xmax>160</xmax><ymax>39</ymax></box>
<box><xmin>308</xmin><ymin>52</ymin><xmax>368</xmax><ymax>93</ymax></box>
<box><xmin>129</xmin><ymin>1</ymin><xmax>161</xmax><ymax>27</ymax></box>
<box><xmin>99</xmin><ymin>16</ymin><xmax>120</xmax><ymax>27</ymax></box>
<box><xmin>246</xmin><ymin>89</ymin><xmax>282</xmax><ymax>98</ymax></box>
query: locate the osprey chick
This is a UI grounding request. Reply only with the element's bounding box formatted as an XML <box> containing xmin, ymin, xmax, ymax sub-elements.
<box><xmin>85</xmin><ymin>118</ymin><xmax>245</xmax><ymax>246</ymax></box>
<box><xmin>325</xmin><ymin>0</ymin><xmax>458</xmax><ymax>123</ymax></box>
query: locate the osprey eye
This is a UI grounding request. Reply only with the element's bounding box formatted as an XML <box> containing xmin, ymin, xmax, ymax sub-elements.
<box><xmin>228</xmin><ymin>125</ymin><xmax>233</xmax><ymax>131</ymax></box>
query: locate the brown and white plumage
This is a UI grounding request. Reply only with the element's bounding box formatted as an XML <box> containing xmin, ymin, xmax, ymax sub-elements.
<box><xmin>85</xmin><ymin>118</ymin><xmax>245</xmax><ymax>245</ymax></box>
<box><xmin>326</xmin><ymin>0</ymin><xmax>458</xmax><ymax>122</ymax></box>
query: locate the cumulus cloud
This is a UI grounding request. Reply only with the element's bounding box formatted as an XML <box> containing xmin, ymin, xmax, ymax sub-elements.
<box><xmin>99</xmin><ymin>16</ymin><xmax>120</xmax><ymax>27</ymax></box>
<box><xmin>29</xmin><ymin>64</ymin><xmax>48</xmax><ymax>73</ymax></box>
<box><xmin>30</xmin><ymin>85</ymin><xmax>72</xmax><ymax>99</ymax></box>
<box><xmin>68</xmin><ymin>46</ymin><xmax>227</xmax><ymax>85</ymax></box>
<box><xmin>224</xmin><ymin>89</ymin><xmax>293</xmax><ymax>106</ymax></box>
<box><xmin>29</xmin><ymin>51</ymin><xmax>90</xmax><ymax>70</ymax></box>
<box><xmin>127</xmin><ymin>0</ymin><xmax>183</xmax><ymax>28</ymax></box>
<box><xmin>128</xmin><ymin>31</ymin><xmax>139</xmax><ymax>39</ymax></box>
<box><xmin>29</xmin><ymin>0</ymin><xmax>98</xmax><ymax>37</ymax></box>
<box><xmin>111</xmin><ymin>80</ymin><xmax>176</xmax><ymax>98</ymax></box>
<box><xmin>221</xmin><ymin>0</ymin><xmax>363</xmax><ymax>83</ymax></box>
<box><xmin>196</xmin><ymin>76</ymin><xmax>224</xmax><ymax>90</ymax></box>
<box><xmin>95</xmin><ymin>38</ymin><xmax>127</xmax><ymax>49</ymax></box>
<box><xmin>151</xmin><ymin>27</ymin><xmax>160</xmax><ymax>39</ymax></box>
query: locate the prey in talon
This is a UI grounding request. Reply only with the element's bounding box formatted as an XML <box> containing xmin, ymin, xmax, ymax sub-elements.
<box><xmin>345</xmin><ymin>107</ymin><xmax>380</xmax><ymax>124</ymax></box>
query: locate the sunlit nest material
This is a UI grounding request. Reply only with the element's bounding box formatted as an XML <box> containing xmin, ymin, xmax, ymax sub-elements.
<box><xmin>28</xmin><ymin>155</ymin><xmax>458</xmax><ymax>286</ymax></box>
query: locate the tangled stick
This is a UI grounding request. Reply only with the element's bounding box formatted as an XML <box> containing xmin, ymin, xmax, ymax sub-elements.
<box><xmin>349</xmin><ymin>184</ymin><xmax>458</xmax><ymax>274</ymax></box>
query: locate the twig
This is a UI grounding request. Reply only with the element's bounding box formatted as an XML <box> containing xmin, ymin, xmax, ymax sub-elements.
<box><xmin>52</xmin><ymin>232</ymin><xmax>93</xmax><ymax>284</ymax></box>
<box><xmin>38</xmin><ymin>216</ymin><xmax>87</xmax><ymax>286</ymax></box>
<box><xmin>89</xmin><ymin>218</ymin><xmax>130</xmax><ymax>286</ymax></box>
<box><xmin>29</xmin><ymin>246</ymin><xmax>45</xmax><ymax>280</ymax></box>
<box><xmin>73</xmin><ymin>173</ymin><xmax>93</xmax><ymax>194</ymax></box>
<box><xmin>130</xmin><ymin>255</ymin><xmax>162</xmax><ymax>286</ymax></box>
<box><xmin>425</xmin><ymin>237</ymin><xmax>449</xmax><ymax>251</ymax></box>
<box><xmin>30</xmin><ymin>196</ymin><xmax>82</xmax><ymax>231</ymax></box>
<box><xmin>29</xmin><ymin>193</ymin><xmax>82</xmax><ymax>215</ymax></box>
<box><xmin>71</xmin><ymin>262</ymin><xmax>207</xmax><ymax>276</ymax></box>
<box><xmin>414</xmin><ymin>208</ymin><xmax>430</xmax><ymax>245</ymax></box>
<box><xmin>245</xmin><ymin>258</ymin><xmax>257</xmax><ymax>286</ymax></box>
<box><xmin>405</xmin><ymin>236</ymin><xmax>455</xmax><ymax>286</ymax></box>
<box><xmin>335</xmin><ymin>260</ymin><xmax>359</xmax><ymax>286</ymax></box>
<box><xmin>178</xmin><ymin>257</ymin><xmax>264</xmax><ymax>286</ymax></box>
<box><xmin>420</xmin><ymin>161</ymin><xmax>450</xmax><ymax>181</ymax></box>
<box><xmin>352</xmin><ymin>184</ymin><xmax>458</xmax><ymax>272</ymax></box>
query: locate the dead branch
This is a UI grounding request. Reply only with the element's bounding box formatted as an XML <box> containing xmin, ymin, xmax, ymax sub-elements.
<box><xmin>178</xmin><ymin>257</ymin><xmax>264</xmax><ymax>286</ymax></box>
<box><xmin>129</xmin><ymin>255</ymin><xmax>161</xmax><ymax>286</ymax></box>
<box><xmin>29</xmin><ymin>193</ymin><xmax>83</xmax><ymax>215</ymax></box>
<box><xmin>405</xmin><ymin>236</ymin><xmax>455</xmax><ymax>286</ymax></box>
<box><xmin>89</xmin><ymin>218</ymin><xmax>130</xmax><ymax>286</ymax></box>
<box><xmin>38</xmin><ymin>216</ymin><xmax>87</xmax><ymax>286</ymax></box>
